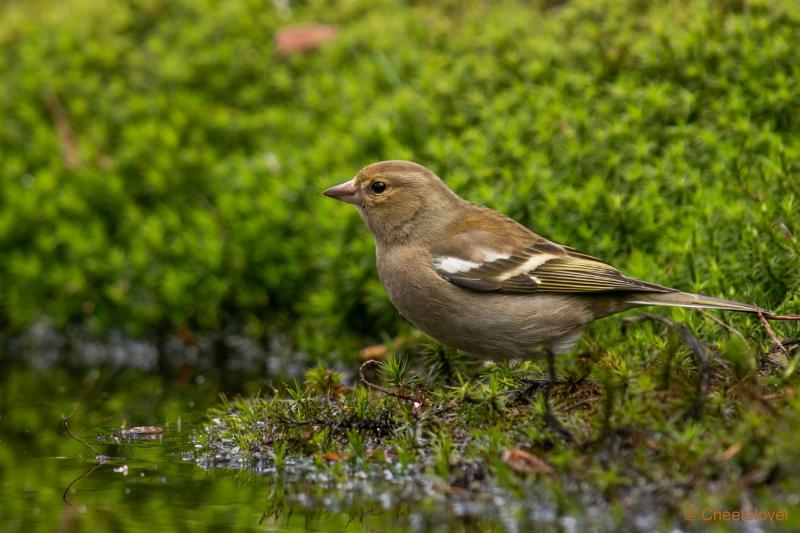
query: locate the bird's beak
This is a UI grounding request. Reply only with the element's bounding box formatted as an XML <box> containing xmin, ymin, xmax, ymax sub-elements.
<box><xmin>323</xmin><ymin>178</ymin><xmax>361</xmax><ymax>205</ymax></box>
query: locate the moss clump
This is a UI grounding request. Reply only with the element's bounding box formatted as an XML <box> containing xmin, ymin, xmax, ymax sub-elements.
<box><xmin>194</xmin><ymin>332</ymin><xmax>800</xmax><ymax>530</ymax></box>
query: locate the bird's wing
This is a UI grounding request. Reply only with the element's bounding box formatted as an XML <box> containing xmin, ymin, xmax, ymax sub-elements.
<box><xmin>430</xmin><ymin>226</ymin><xmax>674</xmax><ymax>295</ymax></box>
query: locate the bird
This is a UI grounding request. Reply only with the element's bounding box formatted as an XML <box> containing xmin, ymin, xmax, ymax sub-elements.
<box><xmin>323</xmin><ymin>159</ymin><xmax>792</xmax><ymax>352</ymax></box>
<box><xmin>322</xmin><ymin>160</ymin><xmax>796</xmax><ymax>435</ymax></box>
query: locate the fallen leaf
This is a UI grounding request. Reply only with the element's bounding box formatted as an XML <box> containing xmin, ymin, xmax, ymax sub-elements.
<box><xmin>118</xmin><ymin>426</ymin><xmax>165</xmax><ymax>440</ymax></box>
<box><xmin>715</xmin><ymin>442</ymin><xmax>743</xmax><ymax>463</ymax></box>
<box><xmin>501</xmin><ymin>448</ymin><xmax>552</xmax><ymax>474</ymax></box>
<box><xmin>637</xmin><ymin>434</ymin><xmax>663</xmax><ymax>452</ymax></box>
<box><xmin>740</xmin><ymin>467</ymin><xmax>770</xmax><ymax>486</ymax></box>
<box><xmin>360</xmin><ymin>344</ymin><xmax>389</xmax><ymax>360</ymax></box>
<box><xmin>779</xmin><ymin>222</ymin><xmax>794</xmax><ymax>242</ymax></box>
<box><xmin>323</xmin><ymin>451</ymin><xmax>352</xmax><ymax>462</ymax></box>
<box><xmin>121</xmin><ymin>426</ymin><xmax>164</xmax><ymax>435</ymax></box>
<box><xmin>276</xmin><ymin>24</ymin><xmax>338</xmax><ymax>56</ymax></box>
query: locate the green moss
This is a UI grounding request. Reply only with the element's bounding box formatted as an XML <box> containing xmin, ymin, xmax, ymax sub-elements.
<box><xmin>194</xmin><ymin>340</ymin><xmax>800</xmax><ymax>529</ymax></box>
<box><xmin>1</xmin><ymin>0</ymin><xmax>798</xmax><ymax>360</ymax></box>
<box><xmin>3</xmin><ymin>1</ymin><xmax>800</xmax><ymax>523</ymax></box>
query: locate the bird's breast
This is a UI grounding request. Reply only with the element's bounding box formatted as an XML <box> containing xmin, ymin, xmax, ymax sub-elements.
<box><xmin>375</xmin><ymin>244</ymin><xmax>592</xmax><ymax>359</ymax></box>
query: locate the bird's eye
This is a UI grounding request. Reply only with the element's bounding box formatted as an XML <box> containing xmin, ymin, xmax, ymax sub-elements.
<box><xmin>371</xmin><ymin>181</ymin><xmax>387</xmax><ymax>194</ymax></box>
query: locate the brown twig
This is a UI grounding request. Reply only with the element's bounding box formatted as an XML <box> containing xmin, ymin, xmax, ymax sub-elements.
<box><xmin>61</xmin><ymin>415</ymin><xmax>110</xmax><ymax>511</ymax></box>
<box><xmin>43</xmin><ymin>89</ymin><xmax>80</xmax><ymax>169</ymax></box>
<box><xmin>697</xmin><ymin>309</ymin><xmax>746</xmax><ymax>342</ymax></box>
<box><xmin>760</xmin><ymin>312</ymin><xmax>800</xmax><ymax>321</ymax></box>
<box><xmin>358</xmin><ymin>360</ymin><xmax>459</xmax><ymax>417</ymax></box>
<box><xmin>63</xmin><ymin>415</ymin><xmax>99</xmax><ymax>455</ymax></box>
<box><xmin>757</xmin><ymin>310</ymin><xmax>790</xmax><ymax>361</ymax></box>
<box><xmin>62</xmin><ymin>462</ymin><xmax>103</xmax><ymax>512</ymax></box>
<box><xmin>430</xmin><ymin>402</ymin><xmax>459</xmax><ymax>416</ymax></box>
<box><xmin>358</xmin><ymin>360</ymin><xmax>418</xmax><ymax>403</ymax></box>
<box><xmin>560</xmin><ymin>395</ymin><xmax>600</xmax><ymax>414</ymax></box>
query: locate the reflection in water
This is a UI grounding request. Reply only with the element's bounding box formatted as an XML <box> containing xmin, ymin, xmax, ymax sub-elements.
<box><xmin>0</xmin><ymin>364</ymin><xmax>612</xmax><ymax>531</ymax></box>
<box><xmin>62</xmin><ymin>462</ymin><xmax>104</xmax><ymax>512</ymax></box>
<box><xmin>2</xmin><ymin>365</ymin><xmax>512</xmax><ymax>532</ymax></box>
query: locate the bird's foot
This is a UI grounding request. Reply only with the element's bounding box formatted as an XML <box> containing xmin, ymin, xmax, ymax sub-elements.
<box><xmin>517</xmin><ymin>379</ymin><xmax>575</xmax><ymax>442</ymax></box>
<box><xmin>543</xmin><ymin>407</ymin><xmax>575</xmax><ymax>443</ymax></box>
<box><xmin>541</xmin><ymin>348</ymin><xmax>574</xmax><ymax>442</ymax></box>
<box><xmin>510</xmin><ymin>378</ymin><xmax>549</xmax><ymax>402</ymax></box>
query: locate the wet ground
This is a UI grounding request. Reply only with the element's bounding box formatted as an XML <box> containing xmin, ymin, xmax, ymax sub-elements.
<box><xmin>2</xmin><ymin>324</ymin><xmax>794</xmax><ymax>532</ymax></box>
<box><xmin>0</xmin><ymin>365</ymin><xmax>568</xmax><ymax>532</ymax></box>
<box><xmin>0</xmin><ymin>364</ymin><xmax>416</xmax><ymax>532</ymax></box>
<box><xmin>0</xmin><ymin>364</ymin><xmax>673</xmax><ymax>533</ymax></box>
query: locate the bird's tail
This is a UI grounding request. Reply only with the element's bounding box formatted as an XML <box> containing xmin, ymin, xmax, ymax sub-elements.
<box><xmin>626</xmin><ymin>291</ymin><xmax>799</xmax><ymax>320</ymax></box>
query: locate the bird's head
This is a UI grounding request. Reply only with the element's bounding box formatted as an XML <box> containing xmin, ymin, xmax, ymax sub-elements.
<box><xmin>323</xmin><ymin>160</ymin><xmax>462</xmax><ymax>245</ymax></box>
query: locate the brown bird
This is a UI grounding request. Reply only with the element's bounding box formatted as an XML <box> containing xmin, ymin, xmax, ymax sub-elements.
<box><xmin>324</xmin><ymin>160</ymin><xmax>796</xmax><ymax>436</ymax></box>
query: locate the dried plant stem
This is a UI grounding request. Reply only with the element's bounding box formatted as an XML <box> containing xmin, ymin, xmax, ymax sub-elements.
<box><xmin>359</xmin><ymin>360</ymin><xmax>417</xmax><ymax>403</ymax></box>
<box><xmin>757</xmin><ymin>310</ymin><xmax>790</xmax><ymax>360</ymax></box>
<box><xmin>697</xmin><ymin>309</ymin><xmax>746</xmax><ymax>342</ymax></box>
<box><xmin>63</xmin><ymin>415</ymin><xmax>99</xmax><ymax>455</ymax></box>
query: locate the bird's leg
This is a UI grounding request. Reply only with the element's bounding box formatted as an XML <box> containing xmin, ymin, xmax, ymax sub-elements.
<box><xmin>543</xmin><ymin>349</ymin><xmax>574</xmax><ymax>443</ymax></box>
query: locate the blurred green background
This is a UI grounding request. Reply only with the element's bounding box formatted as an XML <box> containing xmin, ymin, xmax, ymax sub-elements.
<box><xmin>0</xmin><ymin>0</ymin><xmax>798</xmax><ymax>363</ymax></box>
<box><xmin>2</xmin><ymin>1</ymin><xmax>800</xmax><ymax>531</ymax></box>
